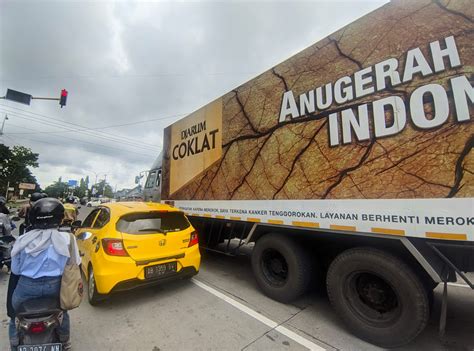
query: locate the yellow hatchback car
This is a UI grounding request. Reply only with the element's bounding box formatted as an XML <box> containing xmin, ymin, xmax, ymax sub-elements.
<box><xmin>74</xmin><ymin>202</ymin><xmax>200</xmax><ymax>304</ymax></box>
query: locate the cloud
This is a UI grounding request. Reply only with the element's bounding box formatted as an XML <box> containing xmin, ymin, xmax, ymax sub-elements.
<box><xmin>0</xmin><ymin>0</ymin><xmax>387</xmax><ymax>189</ymax></box>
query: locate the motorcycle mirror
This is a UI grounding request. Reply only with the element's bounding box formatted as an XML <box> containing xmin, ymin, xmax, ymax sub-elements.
<box><xmin>71</xmin><ymin>220</ymin><xmax>82</xmax><ymax>228</ymax></box>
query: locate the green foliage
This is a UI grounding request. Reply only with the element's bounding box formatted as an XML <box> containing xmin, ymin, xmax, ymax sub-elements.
<box><xmin>92</xmin><ymin>179</ymin><xmax>113</xmax><ymax>198</ymax></box>
<box><xmin>44</xmin><ymin>181</ymin><xmax>70</xmax><ymax>199</ymax></box>
<box><xmin>0</xmin><ymin>144</ymin><xmax>40</xmax><ymax>196</ymax></box>
<box><xmin>74</xmin><ymin>177</ymin><xmax>89</xmax><ymax>198</ymax></box>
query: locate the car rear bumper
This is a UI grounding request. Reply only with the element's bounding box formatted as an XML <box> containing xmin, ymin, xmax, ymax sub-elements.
<box><xmin>93</xmin><ymin>244</ymin><xmax>201</xmax><ymax>294</ymax></box>
<box><xmin>110</xmin><ymin>266</ymin><xmax>198</xmax><ymax>293</ymax></box>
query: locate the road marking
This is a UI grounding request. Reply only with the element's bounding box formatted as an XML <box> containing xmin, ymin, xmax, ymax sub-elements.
<box><xmin>192</xmin><ymin>279</ymin><xmax>325</xmax><ymax>351</ymax></box>
<box><xmin>447</xmin><ymin>282</ymin><xmax>471</xmax><ymax>289</ymax></box>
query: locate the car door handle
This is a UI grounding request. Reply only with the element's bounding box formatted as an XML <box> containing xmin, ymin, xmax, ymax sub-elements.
<box><xmin>92</xmin><ymin>236</ymin><xmax>97</xmax><ymax>244</ymax></box>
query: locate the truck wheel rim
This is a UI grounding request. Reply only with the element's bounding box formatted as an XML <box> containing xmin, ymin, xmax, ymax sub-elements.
<box><xmin>261</xmin><ymin>249</ymin><xmax>288</xmax><ymax>287</ymax></box>
<box><xmin>344</xmin><ymin>271</ymin><xmax>402</xmax><ymax>327</ymax></box>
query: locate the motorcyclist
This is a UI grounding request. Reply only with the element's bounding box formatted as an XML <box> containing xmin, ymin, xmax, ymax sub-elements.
<box><xmin>8</xmin><ymin>198</ymin><xmax>80</xmax><ymax>351</ymax></box>
<box><xmin>0</xmin><ymin>197</ymin><xmax>13</xmax><ymax>236</ymax></box>
<box><xmin>0</xmin><ymin>212</ymin><xmax>13</xmax><ymax>237</ymax></box>
<box><xmin>18</xmin><ymin>192</ymin><xmax>44</xmax><ymax>235</ymax></box>
<box><xmin>63</xmin><ymin>196</ymin><xmax>79</xmax><ymax>225</ymax></box>
<box><xmin>0</xmin><ymin>196</ymin><xmax>10</xmax><ymax>215</ymax></box>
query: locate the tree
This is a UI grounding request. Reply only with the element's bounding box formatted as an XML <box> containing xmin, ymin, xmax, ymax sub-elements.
<box><xmin>74</xmin><ymin>177</ymin><xmax>89</xmax><ymax>198</ymax></box>
<box><xmin>44</xmin><ymin>180</ymin><xmax>69</xmax><ymax>199</ymax></box>
<box><xmin>0</xmin><ymin>144</ymin><xmax>39</xmax><ymax>196</ymax></box>
<box><xmin>93</xmin><ymin>180</ymin><xmax>113</xmax><ymax>198</ymax></box>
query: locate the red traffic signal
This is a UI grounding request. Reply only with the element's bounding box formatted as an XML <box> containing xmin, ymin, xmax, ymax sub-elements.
<box><xmin>59</xmin><ymin>89</ymin><xmax>68</xmax><ymax>108</ymax></box>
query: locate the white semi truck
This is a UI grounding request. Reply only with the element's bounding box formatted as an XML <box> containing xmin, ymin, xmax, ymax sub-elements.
<box><xmin>143</xmin><ymin>0</ymin><xmax>474</xmax><ymax>347</ymax></box>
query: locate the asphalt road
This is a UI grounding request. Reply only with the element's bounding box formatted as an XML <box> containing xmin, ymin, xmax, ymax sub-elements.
<box><xmin>1</xmin><ymin>206</ymin><xmax>473</xmax><ymax>350</ymax></box>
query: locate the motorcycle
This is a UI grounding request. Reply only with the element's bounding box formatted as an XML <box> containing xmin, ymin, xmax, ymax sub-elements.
<box><xmin>0</xmin><ymin>234</ymin><xmax>15</xmax><ymax>271</ymax></box>
<box><xmin>0</xmin><ymin>214</ymin><xmax>17</xmax><ymax>272</ymax></box>
<box><xmin>11</xmin><ymin>221</ymin><xmax>77</xmax><ymax>351</ymax></box>
<box><xmin>14</xmin><ymin>297</ymin><xmax>64</xmax><ymax>351</ymax></box>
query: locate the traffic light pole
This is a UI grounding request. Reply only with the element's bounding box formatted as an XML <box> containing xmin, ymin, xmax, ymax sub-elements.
<box><xmin>31</xmin><ymin>97</ymin><xmax>61</xmax><ymax>101</ymax></box>
<box><xmin>1</xmin><ymin>88</ymin><xmax>68</xmax><ymax>107</ymax></box>
<box><xmin>0</xmin><ymin>96</ymin><xmax>59</xmax><ymax>100</ymax></box>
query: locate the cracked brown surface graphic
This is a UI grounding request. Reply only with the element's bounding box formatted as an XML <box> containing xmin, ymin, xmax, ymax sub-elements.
<box><xmin>164</xmin><ymin>0</ymin><xmax>474</xmax><ymax>201</ymax></box>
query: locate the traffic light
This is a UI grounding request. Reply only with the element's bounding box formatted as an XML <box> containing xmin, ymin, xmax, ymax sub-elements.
<box><xmin>59</xmin><ymin>89</ymin><xmax>68</xmax><ymax>108</ymax></box>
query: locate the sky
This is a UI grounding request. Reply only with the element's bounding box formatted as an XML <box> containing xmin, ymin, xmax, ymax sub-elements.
<box><xmin>0</xmin><ymin>0</ymin><xmax>387</xmax><ymax>191</ymax></box>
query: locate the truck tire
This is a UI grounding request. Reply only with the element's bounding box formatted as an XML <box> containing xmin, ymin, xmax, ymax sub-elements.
<box><xmin>326</xmin><ymin>247</ymin><xmax>429</xmax><ymax>348</ymax></box>
<box><xmin>251</xmin><ymin>233</ymin><xmax>313</xmax><ymax>303</ymax></box>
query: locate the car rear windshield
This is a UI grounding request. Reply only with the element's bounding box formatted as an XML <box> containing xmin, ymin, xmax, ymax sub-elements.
<box><xmin>116</xmin><ymin>211</ymin><xmax>190</xmax><ymax>234</ymax></box>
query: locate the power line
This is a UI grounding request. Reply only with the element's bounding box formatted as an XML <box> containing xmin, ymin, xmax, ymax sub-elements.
<box><xmin>5</xmin><ymin>122</ymin><xmax>157</xmax><ymax>158</ymax></box>
<box><xmin>0</xmin><ymin>106</ymin><xmax>162</xmax><ymax>150</ymax></box>
<box><xmin>0</xmin><ymin>71</ymin><xmax>258</xmax><ymax>82</ymax></box>
<box><xmin>0</xmin><ymin>105</ymin><xmax>187</xmax><ymax>132</ymax></box>
<box><xmin>3</xmin><ymin>112</ymin><xmax>159</xmax><ymax>153</ymax></box>
<box><xmin>0</xmin><ymin>109</ymin><xmax>161</xmax><ymax>152</ymax></box>
<box><xmin>4</xmin><ymin>122</ymin><xmax>157</xmax><ymax>158</ymax></box>
<box><xmin>5</xmin><ymin>120</ymin><xmax>158</xmax><ymax>157</ymax></box>
<box><xmin>0</xmin><ymin>104</ymin><xmax>177</xmax><ymax>149</ymax></box>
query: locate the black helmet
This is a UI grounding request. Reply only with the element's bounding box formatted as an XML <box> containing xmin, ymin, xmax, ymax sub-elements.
<box><xmin>30</xmin><ymin>192</ymin><xmax>44</xmax><ymax>203</ymax></box>
<box><xmin>65</xmin><ymin>196</ymin><xmax>75</xmax><ymax>204</ymax></box>
<box><xmin>29</xmin><ymin>198</ymin><xmax>65</xmax><ymax>229</ymax></box>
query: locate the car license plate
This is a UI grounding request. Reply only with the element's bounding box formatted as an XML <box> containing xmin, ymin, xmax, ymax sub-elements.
<box><xmin>145</xmin><ymin>261</ymin><xmax>177</xmax><ymax>279</ymax></box>
<box><xmin>17</xmin><ymin>343</ymin><xmax>62</xmax><ymax>351</ymax></box>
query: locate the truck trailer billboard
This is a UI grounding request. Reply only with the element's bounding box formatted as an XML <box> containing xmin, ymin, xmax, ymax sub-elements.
<box><xmin>161</xmin><ymin>0</ymin><xmax>473</xmax><ymax>241</ymax></box>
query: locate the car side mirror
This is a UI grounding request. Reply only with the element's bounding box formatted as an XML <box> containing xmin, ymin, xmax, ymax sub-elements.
<box><xmin>77</xmin><ymin>231</ymin><xmax>93</xmax><ymax>241</ymax></box>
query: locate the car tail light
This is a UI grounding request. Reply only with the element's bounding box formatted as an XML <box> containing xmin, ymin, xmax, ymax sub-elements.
<box><xmin>29</xmin><ymin>322</ymin><xmax>46</xmax><ymax>334</ymax></box>
<box><xmin>102</xmin><ymin>239</ymin><xmax>129</xmax><ymax>256</ymax></box>
<box><xmin>188</xmin><ymin>231</ymin><xmax>198</xmax><ymax>247</ymax></box>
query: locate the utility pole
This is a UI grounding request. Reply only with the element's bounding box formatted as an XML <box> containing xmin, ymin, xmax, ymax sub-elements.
<box><xmin>1</xmin><ymin>117</ymin><xmax>9</xmax><ymax>199</ymax></box>
<box><xmin>102</xmin><ymin>174</ymin><xmax>107</xmax><ymax>196</ymax></box>
<box><xmin>0</xmin><ymin>114</ymin><xmax>8</xmax><ymax>136</ymax></box>
<box><xmin>89</xmin><ymin>171</ymin><xmax>103</xmax><ymax>194</ymax></box>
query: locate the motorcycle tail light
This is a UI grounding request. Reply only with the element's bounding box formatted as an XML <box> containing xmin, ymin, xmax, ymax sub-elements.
<box><xmin>29</xmin><ymin>322</ymin><xmax>46</xmax><ymax>334</ymax></box>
